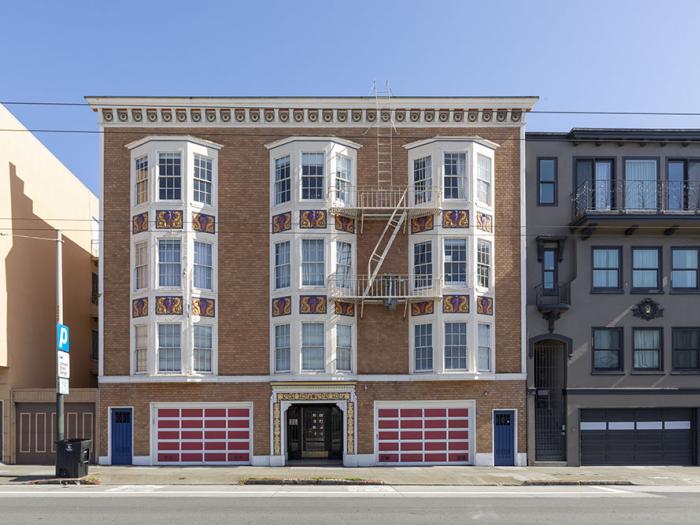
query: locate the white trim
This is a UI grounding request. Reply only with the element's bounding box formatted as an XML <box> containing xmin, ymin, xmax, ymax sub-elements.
<box><xmin>404</xmin><ymin>136</ymin><xmax>500</xmax><ymax>151</ymax></box>
<box><xmin>106</xmin><ymin>406</ymin><xmax>134</xmax><ymax>466</ymax></box>
<box><xmin>265</xmin><ymin>136</ymin><xmax>362</xmax><ymax>151</ymax></box>
<box><xmin>519</xmin><ymin>125</ymin><xmax>527</xmax><ymax>374</ymax></box>
<box><xmin>99</xmin><ymin>372</ymin><xmax>526</xmax><ymax>383</ymax></box>
<box><xmin>98</xmin><ymin>126</ymin><xmax>105</xmax><ymax>377</ymax></box>
<box><xmin>126</xmin><ymin>135</ymin><xmax>223</xmax><ymax>151</ymax></box>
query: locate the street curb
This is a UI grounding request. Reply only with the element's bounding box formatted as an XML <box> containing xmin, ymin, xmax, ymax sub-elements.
<box><xmin>27</xmin><ymin>477</ymin><xmax>101</xmax><ymax>486</ymax></box>
<box><xmin>242</xmin><ymin>478</ymin><xmax>384</xmax><ymax>486</ymax></box>
<box><xmin>522</xmin><ymin>480</ymin><xmax>634</xmax><ymax>486</ymax></box>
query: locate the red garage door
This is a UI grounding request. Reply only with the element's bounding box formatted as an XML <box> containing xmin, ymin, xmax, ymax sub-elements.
<box><xmin>155</xmin><ymin>405</ymin><xmax>251</xmax><ymax>464</ymax></box>
<box><xmin>376</xmin><ymin>404</ymin><xmax>472</xmax><ymax>464</ymax></box>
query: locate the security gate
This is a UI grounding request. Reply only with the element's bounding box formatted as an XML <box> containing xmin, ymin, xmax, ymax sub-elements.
<box><xmin>534</xmin><ymin>340</ymin><xmax>567</xmax><ymax>461</ymax></box>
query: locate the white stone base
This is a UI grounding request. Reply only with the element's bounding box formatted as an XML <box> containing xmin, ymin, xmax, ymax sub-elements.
<box><xmin>343</xmin><ymin>454</ymin><xmax>375</xmax><ymax>467</ymax></box>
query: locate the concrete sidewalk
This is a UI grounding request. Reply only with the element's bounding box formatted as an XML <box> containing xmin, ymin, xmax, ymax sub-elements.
<box><xmin>1</xmin><ymin>464</ymin><xmax>700</xmax><ymax>486</ymax></box>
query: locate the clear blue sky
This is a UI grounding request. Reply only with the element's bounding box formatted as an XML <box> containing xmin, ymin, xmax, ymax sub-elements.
<box><xmin>2</xmin><ymin>0</ymin><xmax>700</xmax><ymax>195</ymax></box>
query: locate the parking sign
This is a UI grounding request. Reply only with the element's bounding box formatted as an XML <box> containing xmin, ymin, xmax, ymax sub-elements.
<box><xmin>56</xmin><ymin>324</ymin><xmax>70</xmax><ymax>352</ymax></box>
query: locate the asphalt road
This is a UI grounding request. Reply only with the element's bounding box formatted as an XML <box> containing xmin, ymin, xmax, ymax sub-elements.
<box><xmin>1</xmin><ymin>485</ymin><xmax>699</xmax><ymax>524</ymax></box>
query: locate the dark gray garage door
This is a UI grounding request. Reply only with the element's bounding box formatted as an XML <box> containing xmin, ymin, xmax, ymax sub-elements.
<box><xmin>580</xmin><ymin>408</ymin><xmax>695</xmax><ymax>466</ymax></box>
<box><xmin>16</xmin><ymin>403</ymin><xmax>95</xmax><ymax>464</ymax></box>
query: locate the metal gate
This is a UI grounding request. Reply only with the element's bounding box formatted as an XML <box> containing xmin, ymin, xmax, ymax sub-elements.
<box><xmin>16</xmin><ymin>403</ymin><xmax>95</xmax><ymax>464</ymax></box>
<box><xmin>534</xmin><ymin>340</ymin><xmax>567</xmax><ymax>461</ymax></box>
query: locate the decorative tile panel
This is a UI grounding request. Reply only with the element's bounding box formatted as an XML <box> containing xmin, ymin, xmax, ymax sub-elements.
<box><xmin>411</xmin><ymin>301</ymin><xmax>434</xmax><ymax>317</ymax></box>
<box><xmin>272</xmin><ymin>212</ymin><xmax>292</xmax><ymax>233</ymax></box>
<box><xmin>192</xmin><ymin>212</ymin><xmax>216</xmax><ymax>234</ymax></box>
<box><xmin>335</xmin><ymin>215</ymin><xmax>355</xmax><ymax>234</ymax></box>
<box><xmin>132</xmin><ymin>298</ymin><xmax>148</xmax><ymax>318</ymax></box>
<box><xmin>192</xmin><ymin>297</ymin><xmax>216</xmax><ymax>318</ymax></box>
<box><xmin>442</xmin><ymin>210</ymin><xmax>469</xmax><ymax>228</ymax></box>
<box><xmin>272</xmin><ymin>296</ymin><xmax>292</xmax><ymax>317</ymax></box>
<box><xmin>411</xmin><ymin>214</ymin><xmax>434</xmax><ymax>234</ymax></box>
<box><xmin>476</xmin><ymin>296</ymin><xmax>494</xmax><ymax>316</ymax></box>
<box><xmin>155</xmin><ymin>296</ymin><xmax>183</xmax><ymax>315</ymax></box>
<box><xmin>300</xmin><ymin>210</ymin><xmax>327</xmax><ymax>229</ymax></box>
<box><xmin>476</xmin><ymin>211</ymin><xmax>493</xmax><ymax>233</ymax></box>
<box><xmin>334</xmin><ymin>301</ymin><xmax>355</xmax><ymax>317</ymax></box>
<box><xmin>300</xmin><ymin>295</ymin><xmax>327</xmax><ymax>314</ymax></box>
<box><xmin>155</xmin><ymin>210</ymin><xmax>183</xmax><ymax>229</ymax></box>
<box><xmin>443</xmin><ymin>295</ymin><xmax>469</xmax><ymax>314</ymax></box>
<box><xmin>132</xmin><ymin>212</ymin><xmax>149</xmax><ymax>234</ymax></box>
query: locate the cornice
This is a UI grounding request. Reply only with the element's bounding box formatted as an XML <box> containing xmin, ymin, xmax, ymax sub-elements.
<box><xmin>85</xmin><ymin>96</ymin><xmax>537</xmax><ymax>128</ymax></box>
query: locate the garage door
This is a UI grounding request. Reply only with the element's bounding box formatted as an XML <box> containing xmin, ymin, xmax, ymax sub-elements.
<box><xmin>155</xmin><ymin>405</ymin><xmax>251</xmax><ymax>464</ymax></box>
<box><xmin>580</xmin><ymin>408</ymin><xmax>696</xmax><ymax>466</ymax></box>
<box><xmin>376</xmin><ymin>403</ymin><xmax>472</xmax><ymax>464</ymax></box>
<box><xmin>16</xmin><ymin>403</ymin><xmax>95</xmax><ymax>464</ymax></box>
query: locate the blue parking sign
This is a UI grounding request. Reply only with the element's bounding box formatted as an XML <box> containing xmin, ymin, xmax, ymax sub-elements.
<box><xmin>56</xmin><ymin>324</ymin><xmax>70</xmax><ymax>352</ymax></box>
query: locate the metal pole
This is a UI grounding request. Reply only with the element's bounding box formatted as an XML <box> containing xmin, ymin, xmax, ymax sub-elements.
<box><xmin>55</xmin><ymin>229</ymin><xmax>64</xmax><ymax>475</ymax></box>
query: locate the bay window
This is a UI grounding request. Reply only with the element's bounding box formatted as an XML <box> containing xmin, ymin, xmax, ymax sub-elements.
<box><xmin>443</xmin><ymin>153</ymin><xmax>466</xmax><ymax>199</ymax></box>
<box><xmin>302</xmin><ymin>323</ymin><xmax>325</xmax><ymax>371</ymax></box>
<box><xmin>274</xmin><ymin>155</ymin><xmax>291</xmax><ymax>205</ymax></box>
<box><xmin>194</xmin><ymin>241</ymin><xmax>213</xmax><ymax>290</ymax></box>
<box><xmin>275</xmin><ymin>324</ymin><xmax>291</xmax><ymax>372</ymax></box>
<box><xmin>414</xmin><ymin>323</ymin><xmax>433</xmax><ymax>371</ymax></box>
<box><xmin>478</xmin><ymin>324</ymin><xmax>491</xmax><ymax>371</ymax></box>
<box><xmin>274</xmin><ymin>241</ymin><xmax>291</xmax><ymax>289</ymax></box>
<box><xmin>135</xmin><ymin>156</ymin><xmax>148</xmax><ymax>205</ymax></box>
<box><xmin>476</xmin><ymin>154</ymin><xmax>492</xmax><ymax>205</ymax></box>
<box><xmin>302</xmin><ymin>239</ymin><xmax>325</xmax><ymax>286</ymax></box>
<box><xmin>158</xmin><ymin>323</ymin><xmax>181</xmax><ymax>373</ymax></box>
<box><xmin>444</xmin><ymin>322</ymin><xmax>467</xmax><ymax>370</ymax></box>
<box><xmin>301</xmin><ymin>153</ymin><xmax>324</xmax><ymax>200</ymax></box>
<box><xmin>158</xmin><ymin>239</ymin><xmax>181</xmax><ymax>287</ymax></box>
<box><xmin>134</xmin><ymin>242</ymin><xmax>148</xmax><ymax>290</ymax></box>
<box><xmin>413</xmin><ymin>240</ymin><xmax>433</xmax><ymax>289</ymax></box>
<box><xmin>477</xmin><ymin>240</ymin><xmax>491</xmax><ymax>288</ymax></box>
<box><xmin>444</xmin><ymin>238</ymin><xmax>467</xmax><ymax>286</ymax></box>
<box><xmin>158</xmin><ymin>152</ymin><xmax>182</xmax><ymax>201</ymax></box>
<box><xmin>336</xmin><ymin>324</ymin><xmax>352</xmax><ymax>372</ymax></box>
<box><xmin>193</xmin><ymin>325</ymin><xmax>212</xmax><ymax>373</ymax></box>
<box><xmin>193</xmin><ymin>155</ymin><xmax>213</xmax><ymax>205</ymax></box>
<box><xmin>413</xmin><ymin>156</ymin><xmax>432</xmax><ymax>204</ymax></box>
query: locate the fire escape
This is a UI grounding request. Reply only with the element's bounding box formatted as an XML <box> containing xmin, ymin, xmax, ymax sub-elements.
<box><xmin>328</xmin><ymin>83</ymin><xmax>441</xmax><ymax>317</ymax></box>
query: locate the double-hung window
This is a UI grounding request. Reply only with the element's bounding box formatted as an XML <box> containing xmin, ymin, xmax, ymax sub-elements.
<box><xmin>444</xmin><ymin>239</ymin><xmax>467</xmax><ymax>286</ymax></box>
<box><xmin>193</xmin><ymin>325</ymin><xmax>213</xmax><ymax>373</ymax></box>
<box><xmin>335</xmin><ymin>155</ymin><xmax>352</xmax><ymax>204</ymax></box>
<box><xmin>134</xmin><ymin>242</ymin><xmax>148</xmax><ymax>290</ymax></box>
<box><xmin>193</xmin><ymin>155</ymin><xmax>213</xmax><ymax>205</ymax></box>
<box><xmin>336</xmin><ymin>241</ymin><xmax>352</xmax><ymax>289</ymax></box>
<box><xmin>302</xmin><ymin>239</ymin><xmax>324</xmax><ymax>286</ymax></box>
<box><xmin>274</xmin><ymin>241</ymin><xmax>291</xmax><ymax>289</ymax></box>
<box><xmin>537</xmin><ymin>158</ymin><xmax>557</xmax><ymax>205</ymax></box>
<box><xmin>302</xmin><ymin>323</ymin><xmax>325</xmax><ymax>371</ymax></box>
<box><xmin>158</xmin><ymin>239</ymin><xmax>181</xmax><ymax>287</ymax></box>
<box><xmin>633</xmin><ymin>328</ymin><xmax>662</xmax><ymax>370</ymax></box>
<box><xmin>194</xmin><ymin>241</ymin><xmax>213</xmax><ymax>290</ymax></box>
<box><xmin>301</xmin><ymin>153</ymin><xmax>324</xmax><ymax>200</ymax></box>
<box><xmin>158</xmin><ymin>153</ymin><xmax>181</xmax><ymax>200</ymax></box>
<box><xmin>632</xmin><ymin>247</ymin><xmax>661</xmax><ymax>291</ymax></box>
<box><xmin>443</xmin><ymin>153</ymin><xmax>466</xmax><ymax>199</ymax></box>
<box><xmin>135</xmin><ymin>156</ymin><xmax>148</xmax><ymax>205</ymax></box>
<box><xmin>444</xmin><ymin>322</ymin><xmax>467</xmax><ymax>370</ymax></box>
<box><xmin>414</xmin><ymin>323</ymin><xmax>433</xmax><ymax>371</ymax></box>
<box><xmin>671</xmin><ymin>248</ymin><xmax>699</xmax><ymax>290</ymax></box>
<box><xmin>476</xmin><ymin>154</ymin><xmax>492</xmax><ymax>205</ymax></box>
<box><xmin>413</xmin><ymin>156</ymin><xmax>432</xmax><ymax>204</ymax></box>
<box><xmin>672</xmin><ymin>328</ymin><xmax>700</xmax><ymax>371</ymax></box>
<box><xmin>274</xmin><ymin>324</ymin><xmax>291</xmax><ymax>372</ymax></box>
<box><xmin>477</xmin><ymin>240</ymin><xmax>491</xmax><ymax>288</ymax></box>
<box><xmin>592</xmin><ymin>327</ymin><xmax>623</xmax><ymax>371</ymax></box>
<box><xmin>478</xmin><ymin>324</ymin><xmax>491</xmax><ymax>372</ymax></box>
<box><xmin>134</xmin><ymin>325</ymin><xmax>148</xmax><ymax>373</ymax></box>
<box><xmin>274</xmin><ymin>155</ymin><xmax>291</xmax><ymax>205</ymax></box>
<box><xmin>413</xmin><ymin>241</ymin><xmax>432</xmax><ymax>289</ymax></box>
<box><xmin>158</xmin><ymin>323</ymin><xmax>181</xmax><ymax>373</ymax></box>
<box><xmin>336</xmin><ymin>324</ymin><xmax>352</xmax><ymax>372</ymax></box>
<box><xmin>542</xmin><ymin>247</ymin><xmax>557</xmax><ymax>293</ymax></box>
<box><xmin>592</xmin><ymin>247</ymin><xmax>621</xmax><ymax>291</ymax></box>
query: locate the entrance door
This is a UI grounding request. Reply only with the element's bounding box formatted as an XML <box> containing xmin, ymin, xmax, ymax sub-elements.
<box><xmin>494</xmin><ymin>410</ymin><xmax>515</xmax><ymax>466</ymax></box>
<box><xmin>286</xmin><ymin>405</ymin><xmax>342</xmax><ymax>461</ymax></box>
<box><xmin>534</xmin><ymin>340</ymin><xmax>567</xmax><ymax>461</ymax></box>
<box><xmin>111</xmin><ymin>408</ymin><xmax>133</xmax><ymax>465</ymax></box>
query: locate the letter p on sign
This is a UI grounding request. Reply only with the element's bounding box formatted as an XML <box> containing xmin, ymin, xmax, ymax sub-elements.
<box><xmin>56</xmin><ymin>324</ymin><xmax>70</xmax><ymax>353</ymax></box>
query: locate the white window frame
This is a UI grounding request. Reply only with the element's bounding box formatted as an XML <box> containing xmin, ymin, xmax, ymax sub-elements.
<box><xmin>134</xmin><ymin>240</ymin><xmax>149</xmax><ymax>291</ymax></box>
<box><xmin>477</xmin><ymin>323</ymin><xmax>493</xmax><ymax>372</ymax></box>
<box><xmin>134</xmin><ymin>155</ymin><xmax>149</xmax><ymax>206</ymax></box>
<box><xmin>300</xmin><ymin>152</ymin><xmax>326</xmax><ymax>201</ymax></box>
<box><xmin>301</xmin><ymin>321</ymin><xmax>326</xmax><ymax>372</ymax></box>
<box><xmin>335</xmin><ymin>239</ymin><xmax>353</xmax><ymax>290</ymax></box>
<box><xmin>476</xmin><ymin>238</ymin><xmax>492</xmax><ymax>290</ymax></box>
<box><xmin>476</xmin><ymin>153</ymin><xmax>493</xmax><ymax>206</ymax></box>
<box><xmin>301</xmin><ymin>238</ymin><xmax>326</xmax><ymax>288</ymax></box>
<box><xmin>335</xmin><ymin>323</ymin><xmax>353</xmax><ymax>373</ymax></box>
<box><xmin>443</xmin><ymin>237</ymin><xmax>468</xmax><ymax>288</ymax></box>
<box><xmin>444</xmin><ymin>321</ymin><xmax>468</xmax><ymax>371</ymax></box>
<box><xmin>412</xmin><ymin>321</ymin><xmax>435</xmax><ymax>373</ymax></box>
<box><xmin>273</xmin><ymin>323</ymin><xmax>292</xmax><ymax>373</ymax></box>
<box><xmin>192</xmin><ymin>154</ymin><xmax>213</xmax><ymax>206</ymax></box>
<box><xmin>335</xmin><ymin>154</ymin><xmax>353</xmax><ymax>205</ymax></box>
<box><xmin>157</xmin><ymin>237</ymin><xmax>182</xmax><ymax>289</ymax></box>
<box><xmin>273</xmin><ymin>154</ymin><xmax>292</xmax><ymax>206</ymax></box>
<box><xmin>443</xmin><ymin>151</ymin><xmax>467</xmax><ymax>200</ymax></box>
<box><xmin>193</xmin><ymin>240</ymin><xmax>214</xmax><ymax>291</ymax></box>
<box><xmin>274</xmin><ymin>240</ymin><xmax>291</xmax><ymax>290</ymax></box>
<box><xmin>156</xmin><ymin>322</ymin><xmax>183</xmax><ymax>374</ymax></box>
<box><xmin>133</xmin><ymin>324</ymin><xmax>148</xmax><ymax>374</ymax></box>
<box><xmin>157</xmin><ymin>151</ymin><xmax>183</xmax><ymax>202</ymax></box>
<box><xmin>413</xmin><ymin>239</ymin><xmax>433</xmax><ymax>291</ymax></box>
<box><xmin>192</xmin><ymin>323</ymin><xmax>214</xmax><ymax>374</ymax></box>
<box><xmin>412</xmin><ymin>155</ymin><xmax>433</xmax><ymax>205</ymax></box>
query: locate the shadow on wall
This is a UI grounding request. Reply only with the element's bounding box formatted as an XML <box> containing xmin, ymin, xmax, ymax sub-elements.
<box><xmin>5</xmin><ymin>162</ymin><xmax>96</xmax><ymax>389</ymax></box>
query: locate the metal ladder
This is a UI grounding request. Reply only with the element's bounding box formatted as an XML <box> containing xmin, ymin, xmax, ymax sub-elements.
<box><xmin>371</xmin><ymin>81</ymin><xmax>396</xmax><ymax>185</ymax></box>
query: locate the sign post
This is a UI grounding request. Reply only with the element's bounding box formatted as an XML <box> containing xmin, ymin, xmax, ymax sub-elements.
<box><xmin>55</xmin><ymin>230</ymin><xmax>67</xmax><ymax>476</ymax></box>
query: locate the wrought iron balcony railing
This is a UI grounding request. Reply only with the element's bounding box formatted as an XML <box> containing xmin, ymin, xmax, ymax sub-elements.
<box><xmin>571</xmin><ymin>179</ymin><xmax>700</xmax><ymax>222</ymax></box>
<box><xmin>328</xmin><ymin>273</ymin><xmax>442</xmax><ymax>301</ymax></box>
<box><xmin>535</xmin><ymin>281</ymin><xmax>571</xmax><ymax>313</ymax></box>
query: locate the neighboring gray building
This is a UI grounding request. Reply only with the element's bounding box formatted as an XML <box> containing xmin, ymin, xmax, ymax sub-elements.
<box><xmin>526</xmin><ymin>129</ymin><xmax>700</xmax><ymax>466</ymax></box>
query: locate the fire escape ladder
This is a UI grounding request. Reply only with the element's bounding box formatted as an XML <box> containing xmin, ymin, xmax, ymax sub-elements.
<box><xmin>372</xmin><ymin>81</ymin><xmax>396</xmax><ymax>186</ymax></box>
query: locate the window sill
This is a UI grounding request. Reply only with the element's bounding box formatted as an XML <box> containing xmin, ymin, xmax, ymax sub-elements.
<box><xmin>670</xmin><ymin>370</ymin><xmax>700</xmax><ymax>375</ymax></box>
<box><xmin>630</xmin><ymin>289</ymin><xmax>664</xmax><ymax>295</ymax></box>
<box><xmin>630</xmin><ymin>371</ymin><xmax>665</xmax><ymax>375</ymax></box>
<box><xmin>591</xmin><ymin>370</ymin><xmax>626</xmax><ymax>375</ymax></box>
<box><xmin>669</xmin><ymin>289</ymin><xmax>700</xmax><ymax>295</ymax></box>
<box><xmin>590</xmin><ymin>289</ymin><xmax>624</xmax><ymax>294</ymax></box>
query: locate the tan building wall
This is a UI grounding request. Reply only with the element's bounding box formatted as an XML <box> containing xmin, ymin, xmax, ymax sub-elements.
<box><xmin>0</xmin><ymin>104</ymin><xmax>99</xmax><ymax>463</ymax></box>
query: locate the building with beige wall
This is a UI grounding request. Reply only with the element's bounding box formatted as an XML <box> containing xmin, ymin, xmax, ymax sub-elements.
<box><xmin>0</xmin><ymin>104</ymin><xmax>99</xmax><ymax>464</ymax></box>
<box><xmin>87</xmin><ymin>96</ymin><xmax>535</xmax><ymax>467</ymax></box>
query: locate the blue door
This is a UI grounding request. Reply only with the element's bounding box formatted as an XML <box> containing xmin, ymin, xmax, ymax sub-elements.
<box><xmin>111</xmin><ymin>408</ymin><xmax>133</xmax><ymax>465</ymax></box>
<box><xmin>494</xmin><ymin>410</ymin><xmax>515</xmax><ymax>466</ymax></box>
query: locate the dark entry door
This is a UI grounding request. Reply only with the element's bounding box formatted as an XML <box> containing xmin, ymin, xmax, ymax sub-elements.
<box><xmin>287</xmin><ymin>405</ymin><xmax>342</xmax><ymax>461</ymax></box>
<box><xmin>534</xmin><ymin>340</ymin><xmax>567</xmax><ymax>461</ymax></box>
<box><xmin>494</xmin><ymin>410</ymin><xmax>515</xmax><ymax>466</ymax></box>
<box><xmin>111</xmin><ymin>408</ymin><xmax>133</xmax><ymax>465</ymax></box>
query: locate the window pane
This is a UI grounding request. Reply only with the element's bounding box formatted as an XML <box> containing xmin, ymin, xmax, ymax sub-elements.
<box><xmin>477</xmin><ymin>154</ymin><xmax>492</xmax><ymax>205</ymax></box>
<box><xmin>135</xmin><ymin>156</ymin><xmax>149</xmax><ymax>205</ymax></box>
<box><xmin>477</xmin><ymin>240</ymin><xmax>491</xmax><ymax>288</ymax></box>
<box><xmin>302</xmin><ymin>153</ymin><xmax>324</xmax><ymax>200</ymax></box>
<box><xmin>413</xmin><ymin>241</ymin><xmax>432</xmax><ymax>289</ymax></box>
<box><xmin>672</xmin><ymin>249</ymin><xmax>698</xmax><ymax>288</ymax></box>
<box><xmin>336</xmin><ymin>241</ymin><xmax>352</xmax><ymax>289</ymax></box>
<box><xmin>275</xmin><ymin>241</ymin><xmax>291</xmax><ymax>289</ymax></box>
<box><xmin>413</xmin><ymin>156</ymin><xmax>432</xmax><ymax>204</ymax></box>
<box><xmin>593</xmin><ymin>328</ymin><xmax>621</xmax><ymax>370</ymax></box>
<box><xmin>275</xmin><ymin>155</ymin><xmax>291</xmax><ymax>205</ymax></box>
<box><xmin>194</xmin><ymin>241</ymin><xmax>213</xmax><ymax>290</ymax></box>
<box><xmin>134</xmin><ymin>325</ymin><xmax>147</xmax><ymax>373</ymax></box>
<box><xmin>673</xmin><ymin>329</ymin><xmax>700</xmax><ymax>370</ymax></box>
<box><xmin>336</xmin><ymin>155</ymin><xmax>352</xmax><ymax>204</ymax></box>
<box><xmin>302</xmin><ymin>239</ymin><xmax>324</xmax><ymax>286</ymax></box>
<box><xmin>193</xmin><ymin>155</ymin><xmax>213</xmax><ymax>205</ymax></box>
<box><xmin>478</xmin><ymin>324</ymin><xmax>491</xmax><ymax>371</ymax></box>
<box><xmin>444</xmin><ymin>322</ymin><xmax>467</xmax><ymax>370</ymax></box>
<box><xmin>539</xmin><ymin>183</ymin><xmax>555</xmax><ymax>205</ymax></box>
<box><xmin>538</xmin><ymin>159</ymin><xmax>556</xmax><ymax>182</ymax></box>
<box><xmin>592</xmin><ymin>248</ymin><xmax>619</xmax><ymax>288</ymax></box>
<box><xmin>193</xmin><ymin>325</ymin><xmax>212</xmax><ymax>372</ymax></box>
<box><xmin>444</xmin><ymin>153</ymin><xmax>466</xmax><ymax>199</ymax></box>
<box><xmin>336</xmin><ymin>324</ymin><xmax>352</xmax><ymax>371</ymax></box>
<box><xmin>135</xmin><ymin>242</ymin><xmax>148</xmax><ymax>290</ymax></box>
<box><xmin>158</xmin><ymin>324</ymin><xmax>181</xmax><ymax>373</ymax></box>
<box><xmin>444</xmin><ymin>239</ymin><xmax>467</xmax><ymax>285</ymax></box>
<box><xmin>594</xmin><ymin>350</ymin><xmax>619</xmax><ymax>370</ymax></box>
<box><xmin>302</xmin><ymin>323</ymin><xmax>325</xmax><ymax>371</ymax></box>
<box><xmin>414</xmin><ymin>323</ymin><xmax>433</xmax><ymax>371</ymax></box>
<box><xmin>275</xmin><ymin>324</ymin><xmax>291</xmax><ymax>372</ymax></box>
<box><xmin>632</xmin><ymin>248</ymin><xmax>659</xmax><ymax>289</ymax></box>
<box><xmin>158</xmin><ymin>153</ymin><xmax>181</xmax><ymax>200</ymax></box>
<box><xmin>158</xmin><ymin>239</ymin><xmax>181</xmax><ymax>287</ymax></box>
<box><xmin>634</xmin><ymin>329</ymin><xmax>661</xmax><ymax>369</ymax></box>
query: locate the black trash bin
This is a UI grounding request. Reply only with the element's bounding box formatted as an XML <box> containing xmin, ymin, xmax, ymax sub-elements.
<box><xmin>56</xmin><ymin>439</ymin><xmax>91</xmax><ymax>478</ymax></box>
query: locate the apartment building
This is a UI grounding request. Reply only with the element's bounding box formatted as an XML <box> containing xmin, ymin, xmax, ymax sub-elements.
<box><xmin>88</xmin><ymin>96</ymin><xmax>536</xmax><ymax>466</ymax></box>
<box><xmin>0</xmin><ymin>103</ymin><xmax>99</xmax><ymax>464</ymax></box>
<box><xmin>526</xmin><ymin>129</ymin><xmax>700</xmax><ymax>466</ymax></box>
